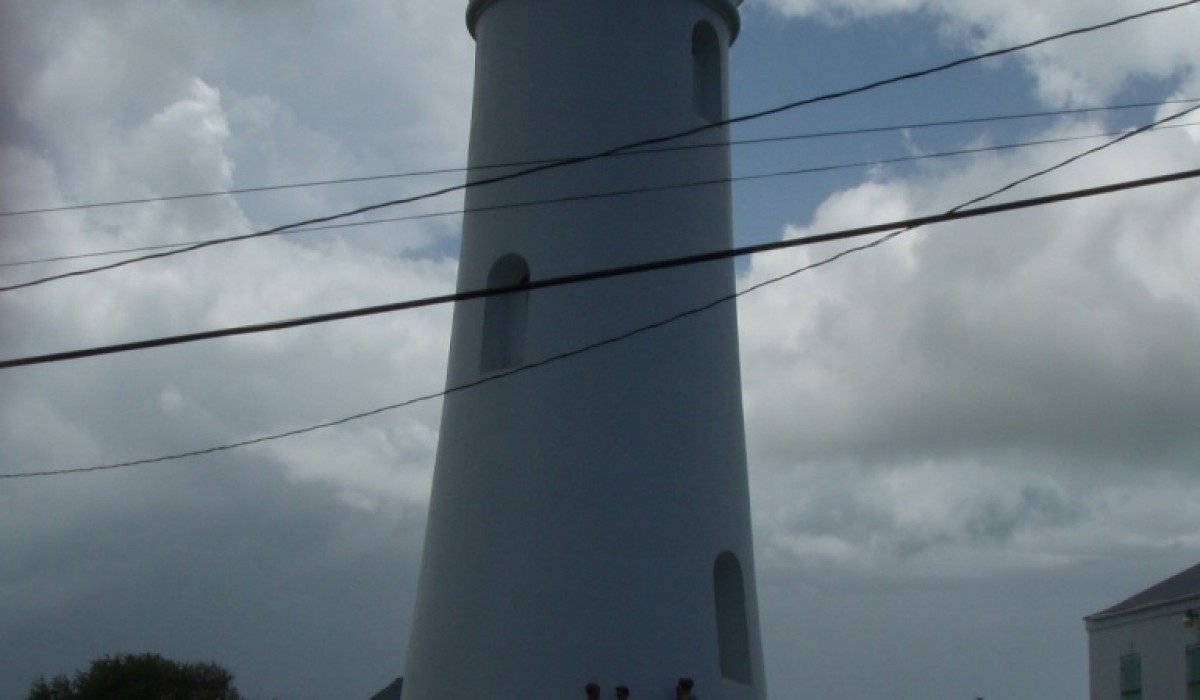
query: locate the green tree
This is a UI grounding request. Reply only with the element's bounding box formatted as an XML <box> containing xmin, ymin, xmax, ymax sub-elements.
<box><xmin>26</xmin><ymin>653</ymin><xmax>245</xmax><ymax>700</ymax></box>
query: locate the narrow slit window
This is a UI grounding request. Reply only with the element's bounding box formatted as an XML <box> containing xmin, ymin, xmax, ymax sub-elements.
<box><xmin>480</xmin><ymin>254</ymin><xmax>530</xmax><ymax>373</ymax></box>
<box><xmin>1120</xmin><ymin>654</ymin><xmax>1142</xmax><ymax>700</ymax></box>
<box><xmin>713</xmin><ymin>551</ymin><xmax>753</xmax><ymax>685</ymax></box>
<box><xmin>692</xmin><ymin>21</ymin><xmax>722</xmax><ymax>121</ymax></box>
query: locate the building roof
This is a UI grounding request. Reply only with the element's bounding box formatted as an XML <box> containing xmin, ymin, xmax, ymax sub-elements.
<box><xmin>1090</xmin><ymin>561</ymin><xmax>1200</xmax><ymax>619</ymax></box>
<box><xmin>369</xmin><ymin>677</ymin><xmax>403</xmax><ymax>700</ymax></box>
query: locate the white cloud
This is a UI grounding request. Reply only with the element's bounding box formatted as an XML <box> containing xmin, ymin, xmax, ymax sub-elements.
<box><xmin>738</xmin><ymin>96</ymin><xmax>1200</xmax><ymax>591</ymax></box>
<box><xmin>0</xmin><ymin>5</ymin><xmax>470</xmax><ymax>695</ymax></box>
<box><xmin>740</xmin><ymin>114</ymin><xmax>1200</xmax><ymax>473</ymax></box>
<box><xmin>258</xmin><ymin>420</ymin><xmax>439</xmax><ymax>513</ymax></box>
<box><xmin>126</xmin><ymin>79</ymin><xmax>234</xmax><ymax>201</ymax></box>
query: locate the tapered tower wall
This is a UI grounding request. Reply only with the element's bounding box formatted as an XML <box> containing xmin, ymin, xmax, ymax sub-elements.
<box><xmin>402</xmin><ymin>1</ymin><xmax>765</xmax><ymax>698</ymax></box>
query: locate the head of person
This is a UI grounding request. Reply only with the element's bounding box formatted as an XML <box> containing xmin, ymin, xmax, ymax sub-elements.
<box><xmin>675</xmin><ymin>678</ymin><xmax>694</xmax><ymax>698</ymax></box>
<box><xmin>586</xmin><ymin>682</ymin><xmax>601</xmax><ymax>699</ymax></box>
<box><xmin>615</xmin><ymin>686</ymin><xmax>629</xmax><ymax>699</ymax></box>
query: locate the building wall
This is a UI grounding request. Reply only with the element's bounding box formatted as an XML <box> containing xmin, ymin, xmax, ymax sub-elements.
<box><xmin>1087</xmin><ymin>597</ymin><xmax>1200</xmax><ymax>700</ymax></box>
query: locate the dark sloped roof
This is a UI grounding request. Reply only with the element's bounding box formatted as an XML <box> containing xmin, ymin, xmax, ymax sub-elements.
<box><xmin>1091</xmin><ymin>561</ymin><xmax>1200</xmax><ymax>619</ymax></box>
<box><xmin>369</xmin><ymin>677</ymin><xmax>403</xmax><ymax>700</ymax></box>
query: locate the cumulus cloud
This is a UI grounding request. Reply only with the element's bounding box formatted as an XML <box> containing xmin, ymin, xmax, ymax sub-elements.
<box><xmin>739</xmin><ymin>0</ymin><xmax>1200</xmax><ymax>593</ymax></box>
<box><xmin>737</xmin><ymin>82</ymin><xmax>1200</xmax><ymax>582</ymax></box>
<box><xmin>0</xmin><ymin>3</ymin><xmax>470</xmax><ymax>697</ymax></box>
<box><xmin>741</xmin><ymin>114</ymin><xmax>1200</xmax><ymax>465</ymax></box>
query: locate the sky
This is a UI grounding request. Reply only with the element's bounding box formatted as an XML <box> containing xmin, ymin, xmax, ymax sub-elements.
<box><xmin>1</xmin><ymin>1</ymin><xmax>1198</xmax><ymax>699</ymax></box>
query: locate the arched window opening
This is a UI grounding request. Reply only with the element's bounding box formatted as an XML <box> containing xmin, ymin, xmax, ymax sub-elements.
<box><xmin>692</xmin><ymin>21</ymin><xmax>722</xmax><ymax>121</ymax></box>
<box><xmin>480</xmin><ymin>254</ymin><xmax>530</xmax><ymax>373</ymax></box>
<box><xmin>713</xmin><ymin>551</ymin><xmax>753</xmax><ymax>685</ymax></box>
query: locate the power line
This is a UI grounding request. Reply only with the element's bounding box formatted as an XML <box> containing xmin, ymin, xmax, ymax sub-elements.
<box><xmin>3</xmin><ymin>168</ymin><xmax>1196</xmax><ymax>478</ymax></box>
<box><xmin>4</xmin><ymin>100</ymin><xmax>1198</xmax><ymax>369</ymax></box>
<box><xmin>957</xmin><ymin>99</ymin><xmax>1199</xmax><ymax>209</ymax></box>
<box><xmin>720</xmin><ymin>0</ymin><xmax>1199</xmax><ymax>129</ymax></box>
<box><xmin>2</xmin><ymin>0</ymin><xmax>1192</xmax><ymax>293</ymax></box>
<box><xmin>1</xmin><ymin>166</ymin><xmax>1195</xmax><ymax>373</ymax></box>
<box><xmin>0</xmin><ymin>124</ymin><xmax>1158</xmax><ymax>267</ymax></box>
<box><xmin>730</xmin><ymin>98</ymin><xmax>1198</xmax><ymax>149</ymax></box>
<box><xmin>2</xmin><ymin>90</ymin><xmax>1195</xmax><ymax>478</ymax></box>
<box><xmin>0</xmin><ymin>168</ymin><xmax>465</xmax><ymax>220</ymax></box>
<box><xmin>1</xmin><ymin>97</ymin><xmax>1193</xmax><ymax>221</ymax></box>
<box><xmin>3</xmin><ymin>118</ymin><xmax>1196</xmax><ymax>272</ymax></box>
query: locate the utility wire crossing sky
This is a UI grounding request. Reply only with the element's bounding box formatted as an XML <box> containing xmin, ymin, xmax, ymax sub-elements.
<box><xmin>1</xmin><ymin>166</ymin><xmax>1196</xmax><ymax>375</ymax></box>
<box><xmin>2</xmin><ymin>0</ymin><xmax>1192</xmax><ymax>294</ymax></box>
<box><xmin>3</xmin><ymin>108</ymin><xmax>1197</xmax><ymax>270</ymax></box>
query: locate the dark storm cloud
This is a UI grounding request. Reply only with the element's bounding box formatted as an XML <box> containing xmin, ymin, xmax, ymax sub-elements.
<box><xmin>0</xmin><ymin>453</ymin><xmax>427</xmax><ymax>700</ymax></box>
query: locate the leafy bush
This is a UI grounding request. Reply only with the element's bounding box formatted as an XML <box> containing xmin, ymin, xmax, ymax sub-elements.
<box><xmin>27</xmin><ymin>653</ymin><xmax>244</xmax><ymax>700</ymax></box>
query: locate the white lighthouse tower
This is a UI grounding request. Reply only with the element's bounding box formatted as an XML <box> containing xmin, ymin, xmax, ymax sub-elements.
<box><xmin>402</xmin><ymin>1</ymin><xmax>765</xmax><ymax>698</ymax></box>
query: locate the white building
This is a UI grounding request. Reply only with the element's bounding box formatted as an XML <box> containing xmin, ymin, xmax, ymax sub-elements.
<box><xmin>401</xmin><ymin>1</ymin><xmax>765</xmax><ymax>699</ymax></box>
<box><xmin>1085</xmin><ymin>561</ymin><xmax>1200</xmax><ymax>700</ymax></box>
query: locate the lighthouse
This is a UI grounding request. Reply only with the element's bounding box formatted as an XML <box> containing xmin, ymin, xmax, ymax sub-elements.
<box><xmin>402</xmin><ymin>0</ymin><xmax>765</xmax><ymax>698</ymax></box>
